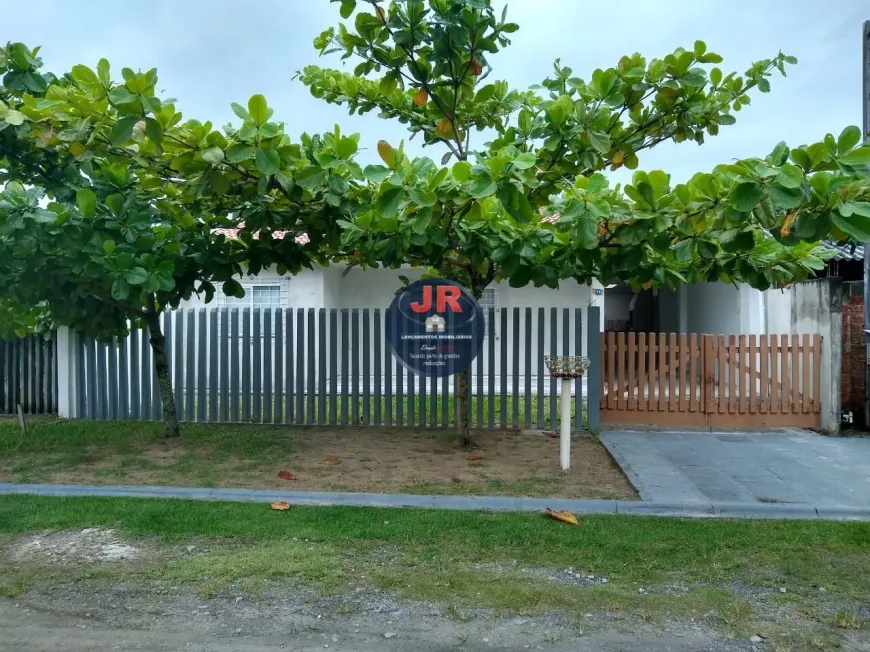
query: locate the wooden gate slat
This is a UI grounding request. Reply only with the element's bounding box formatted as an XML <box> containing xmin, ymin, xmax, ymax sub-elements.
<box><xmin>689</xmin><ymin>334</ymin><xmax>698</xmax><ymax>412</ymax></box>
<box><xmin>637</xmin><ymin>333</ymin><xmax>647</xmax><ymax>411</ymax></box>
<box><xmin>679</xmin><ymin>334</ymin><xmax>688</xmax><ymax>412</ymax></box>
<box><xmin>791</xmin><ymin>334</ymin><xmax>800</xmax><ymax>414</ymax></box>
<box><xmin>607</xmin><ymin>332</ymin><xmax>616</xmax><ymax>409</ymax></box>
<box><xmin>616</xmin><ymin>333</ymin><xmax>625</xmax><ymax>411</ymax></box>
<box><xmin>658</xmin><ymin>334</ymin><xmax>667</xmax><ymax>411</ymax></box>
<box><xmin>737</xmin><ymin>335</ymin><xmax>752</xmax><ymax>414</ymax></box>
<box><xmin>801</xmin><ymin>333</ymin><xmax>812</xmax><ymax>412</ymax></box>
<box><xmin>649</xmin><ymin>333</ymin><xmax>657</xmax><ymax>413</ymax></box>
<box><xmin>627</xmin><ymin>333</ymin><xmax>636</xmax><ymax>410</ymax></box>
<box><xmin>717</xmin><ymin>335</ymin><xmax>726</xmax><ymax>414</ymax></box>
<box><xmin>758</xmin><ymin>334</ymin><xmax>770</xmax><ymax>414</ymax></box>
<box><xmin>812</xmin><ymin>334</ymin><xmax>821</xmax><ymax>413</ymax></box>
<box><xmin>668</xmin><ymin>333</ymin><xmax>677</xmax><ymax>411</ymax></box>
<box><xmin>600</xmin><ymin>333</ymin><xmax>606</xmax><ymax>409</ymax></box>
<box><xmin>727</xmin><ymin>336</ymin><xmax>737</xmax><ymax>414</ymax></box>
<box><xmin>769</xmin><ymin>335</ymin><xmax>778</xmax><ymax>414</ymax></box>
<box><xmin>704</xmin><ymin>335</ymin><xmax>715</xmax><ymax>414</ymax></box>
<box><xmin>781</xmin><ymin>334</ymin><xmax>790</xmax><ymax>414</ymax></box>
<box><xmin>748</xmin><ymin>335</ymin><xmax>757</xmax><ymax>414</ymax></box>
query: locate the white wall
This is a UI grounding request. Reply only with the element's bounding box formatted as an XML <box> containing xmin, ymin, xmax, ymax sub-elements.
<box><xmin>759</xmin><ymin>279</ymin><xmax>842</xmax><ymax>434</ymax></box>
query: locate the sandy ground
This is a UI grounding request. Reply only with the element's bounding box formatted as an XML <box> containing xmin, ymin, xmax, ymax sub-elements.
<box><xmin>0</xmin><ymin>595</ymin><xmax>756</xmax><ymax>652</ymax></box>
<box><xmin>5</xmin><ymin>430</ymin><xmax>636</xmax><ymax>499</ymax></box>
<box><xmin>3</xmin><ymin>527</ymin><xmax>868</xmax><ymax>652</ymax></box>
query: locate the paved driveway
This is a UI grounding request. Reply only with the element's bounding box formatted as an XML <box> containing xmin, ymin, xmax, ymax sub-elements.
<box><xmin>600</xmin><ymin>430</ymin><xmax>870</xmax><ymax>507</ymax></box>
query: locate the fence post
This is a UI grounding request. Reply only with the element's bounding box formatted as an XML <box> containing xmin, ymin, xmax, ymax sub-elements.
<box><xmin>56</xmin><ymin>327</ymin><xmax>80</xmax><ymax>418</ymax></box>
<box><xmin>586</xmin><ymin>306</ymin><xmax>601</xmax><ymax>431</ymax></box>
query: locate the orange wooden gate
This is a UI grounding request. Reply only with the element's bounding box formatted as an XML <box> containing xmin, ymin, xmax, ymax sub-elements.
<box><xmin>599</xmin><ymin>333</ymin><xmax>822</xmax><ymax>428</ymax></box>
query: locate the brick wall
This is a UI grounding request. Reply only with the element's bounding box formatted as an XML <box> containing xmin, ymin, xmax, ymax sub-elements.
<box><xmin>841</xmin><ymin>281</ymin><xmax>864</xmax><ymax>423</ymax></box>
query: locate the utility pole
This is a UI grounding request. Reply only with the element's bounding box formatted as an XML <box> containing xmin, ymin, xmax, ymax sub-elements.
<box><xmin>863</xmin><ymin>21</ymin><xmax>870</xmax><ymax>429</ymax></box>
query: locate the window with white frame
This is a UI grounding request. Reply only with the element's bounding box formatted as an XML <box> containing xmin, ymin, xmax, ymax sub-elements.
<box><xmin>218</xmin><ymin>283</ymin><xmax>282</xmax><ymax>309</ymax></box>
<box><xmin>479</xmin><ymin>287</ymin><xmax>498</xmax><ymax>338</ymax></box>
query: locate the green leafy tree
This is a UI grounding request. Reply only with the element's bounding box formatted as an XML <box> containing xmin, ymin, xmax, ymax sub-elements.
<box><xmin>298</xmin><ymin>0</ymin><xmax>867</xmax><ymax>443</ymax></box>
<box><xmin>0</xmin><ymin>43</ymin><xmax>361</xmax><ymax>436</ymax></box>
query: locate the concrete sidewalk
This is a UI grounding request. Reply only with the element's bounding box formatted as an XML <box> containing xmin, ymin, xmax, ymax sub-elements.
<box><xmin>601</xmin><ymin>430</ymin><xmax>870</xmax><ymax>506</ymax></box>
<box><xmin>1</xmin><ymin>482</ymin><xmax>869</xmax><ymax>520</ymax></box>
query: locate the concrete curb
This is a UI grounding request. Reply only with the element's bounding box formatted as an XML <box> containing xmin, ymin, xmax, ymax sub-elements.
<box><xmin>1</xmin><ymin>483</ymin><xmax>869</xmax><ymax>520</ymax></box>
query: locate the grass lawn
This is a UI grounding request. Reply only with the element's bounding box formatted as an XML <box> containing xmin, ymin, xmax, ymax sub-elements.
<box><xmin>1</xmin><ymin>495</ymin><xmax>868</xmax><ymax>650</ymax></box>
<box><xmin>0</xmin><ymin>420</ymin><xmax>634</xmax><ymax>499</ymax></box>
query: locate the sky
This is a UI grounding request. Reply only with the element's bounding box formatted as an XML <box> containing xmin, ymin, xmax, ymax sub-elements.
<box><xmin>3</xmin><ymin>0</ymin><xmax>867</xmax><ymax>183</ymax></box>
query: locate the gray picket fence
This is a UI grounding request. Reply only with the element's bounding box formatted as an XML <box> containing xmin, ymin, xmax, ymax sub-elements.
<box><xmin>70</xmin><ymin>306</ymin><xmax>601</xmax><ymax>429</ymax></box>
<box><xmin>1</xmin><ymin>334</ymin><xmax>58</xmax><ymax>414</ymax></box>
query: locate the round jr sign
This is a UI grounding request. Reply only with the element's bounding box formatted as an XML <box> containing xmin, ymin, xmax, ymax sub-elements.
<box><xmin>386</xmin><ymin>278</ymin><xmax>485</xmax><ymax>378</ymax></box>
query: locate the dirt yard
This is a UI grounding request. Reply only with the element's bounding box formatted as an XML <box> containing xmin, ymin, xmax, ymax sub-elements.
<box><xmin>0</xmin><ymin>422</ymin><xmax>637</xmax><ymax>499</ymax></box>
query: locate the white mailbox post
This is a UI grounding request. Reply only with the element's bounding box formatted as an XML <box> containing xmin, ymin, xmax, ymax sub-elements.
<box><xmin>544</xmin><ymin>355</ymin><xmax>590</xmax><ymax>471</ymax></box>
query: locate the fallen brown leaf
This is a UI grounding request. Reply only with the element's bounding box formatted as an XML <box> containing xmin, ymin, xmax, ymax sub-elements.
<box><xmin>271</xmin><ymin>501</ymin><xmax>291</xmax><ymax>511</ymax></box>
<box><xmin>323</xmin><ymin>456</ymin><xmax>342</xmax><ymax>465</ymax></box>
<box><xmin>277</xmin><ymin>470</ymin><xmax>296</xmax><ymax>481</ymax></box>
<box><xmin>467</xmin><ymin>454</ymin><xmax>485</xmax><ymax>461</ymax></box>
<box><xmin>546</xmin><ymin>508</ymin><xmax>579</xmax><ymax>526</ymax></box>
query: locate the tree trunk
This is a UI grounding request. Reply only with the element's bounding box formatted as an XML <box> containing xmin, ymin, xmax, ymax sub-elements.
<box><xmin>456</xmin><ymin>368</ymin><xmax>472</xmax><ymax>447</ymax></box>
<box><xmin>454</xmin><ymin>283</ymin><xmax>484</xmax><ymax>448</ymax></box>
<box><xmin>145</xmin><ymin>311</ymin><xmax>181</xmax><ymax>438</ymax></box>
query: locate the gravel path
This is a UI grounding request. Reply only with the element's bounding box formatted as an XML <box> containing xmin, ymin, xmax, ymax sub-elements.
<box><xmin>0</xmin><ymin>584</ymin><xmax>752</xmax><ymax>652</ymax></box>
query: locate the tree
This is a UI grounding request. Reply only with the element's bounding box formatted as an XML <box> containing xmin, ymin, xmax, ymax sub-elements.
<box><xmin>0</xmin><ymin>43</ymin><xmax>361</xmax><ymax>436</ymax></box>
<box><xmin>298</xmin><ymin>0</ymin><xmax>867</xmax><ymax>443</ymax></box>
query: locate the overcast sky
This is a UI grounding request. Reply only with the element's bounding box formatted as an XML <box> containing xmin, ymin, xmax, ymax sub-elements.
<box><xmin>4</xmin><ymin>0</ymin><xmax>867</xmax><ymax>183</ymax></box>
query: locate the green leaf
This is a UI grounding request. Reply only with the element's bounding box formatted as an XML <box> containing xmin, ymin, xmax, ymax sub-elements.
<box><xmin>452</xmin><ymin>161</ymin><xmax>472</xmax><ymax>182</ymax></box>
<box><xmin>76</xmin><ymin>188</ymin><xmax>97</xmax><ymax>217</ymax></box>
<box><xmin>842</xmin><ymin>202</ymin><xmax>870</xmax><ymax>218</ymax></box>
<box><xmin>97</xmin><ymin>58</ymin><xmax>110</xmax><ymax>84</ymax></box>
<box><xmin>363</xmin><ymin>164</ymin><xmax>391</xmax><ymax>182</ymax></box>
<box><xmin>125</xmin><ymin>267</ymin><xmax>149</xmax><ymax>286</ymax></box>
<box><xmin>108</xmin><ymin>86</ymin><xmax>138</xmax><ymax>106</ymax></box>
<box><xmin>468</xmin><ymin>178</ymin><xmax>498</xmax><ymax>199</ymax></box>
<box><xmin>4</xmin><ymin>110</ymin><xmax>25</xmax><ymax>125</ymax></box>
<box><xmin>154</xmin><ymin>270</ymin><xmax>175</xmax><ymax>292</ymax></box>
<box><xmin>673</xmin><ymin>239</ymin><xmax>694</xmax><ymax>263</ymax></box>
<box><xmin>497</xmin><ymin>183</ymin><xmax>535</xmax><ymax>222</ymax></box>
<box><xmin>248</xmin><ymin>94</ymin><xmax>268</xmax><ymax>126</ymax></box>
<box><xmin>408</xmin><ymin>187</ymin><xmax>437</xmax><ymax>207</ymax></box>
<box><xmin>710</xmin><ymin>67</ymin><xmax>722</xmax><ymax>86</ymax></box>
<box><xmin>512</xmin><ymin>152</ymin><xmax>537</xmax><ymax>170</ymax></box>
<box><xmin>71</xmin><ymin>64</ymin><xmax>101</xmax><ymax>90</ymax></box>
<box><xmin>775</xmin><ymin>165</ymin><xmax>804</xmax><ymax>189</ymax></box>
<box><xmin>587</xmin><ymin>131</ymin><xmax>611</xmax><ymax>154</ymax></box>
<box><xmin>103</xmin><ymin>240</ymin><xmax>116</xmax><ymax>255</ymax></box>
<box><xmin>767</xmin><ymin>141</ymin><xmax>789</xmax><ymax>166</ymax></box>
<box><xmin>231</xmin><ymin>102</ymin><xmax>250</xmax><ymax>121</ymax></box>
<box><xmin>575</xmin><ymin>217</ymin><xmax>598</xmax><ymax>249</ymax></box>
<box><xmin>145</xmin><ymin>118</ymin><xmax>163</xmax><ymax>147</ymax></box>
<box><xmin>109</xmin><ymin>116</ymin><xmax>138</xmax><ymax>146</ymax></box>
<box><xmin>336</xmin><ymin>136</ymin><xmax>358</xmax><ymax>159</ymax></box>
<box><xmin>111</xmin><ymin>278</ymin><xmax>130</xmax><ymax>301</ymax></box>
<box><xmin>340</xmin><ymin>0</ymin><xmax>356</xmax><ymax>18</ymax></box>
<box><xmin>767</xmin><ymin>183</ymin><xmax>804</xmax><ymax>210</ymax></box>
<box><xmin>833</xmin><ymin>212</ymin><xmax>870</xmax><ymax>242</ymax></box>
<box><xmin>547</xmin><ymin>95</ymin><xmax>573</xmax><ymax>126</ymax></box>
<box><xmin>255</xmin><ymin>147</ymin><xmax>281</xmax><ymax>175</ymax></box>
<box><xmin>837</xmin><ymin>126</ymin><xmax>862</xmax><ymax>154</ymax></box>
<box><xmin>728</xmin><ymin>181</ymin><xmax>763</xmax><ymax>211</ymax></box>
<box><xmin>201</xmin><ymin>146</ymin><xmax>225</xmax><ymax>164</ymax></box>
<box><xmin>226</xmin><ymin>143</ymin><xmax>254</xmax><ymax>163</ymax></box>
<box><xmin>840</xmin><ymin>147</ymin><xmax>870</xmax><ymax>166</ymax></box>
<box><xmin>222</xmin><ymin>279</ymin><xmax>245</xmax><ymax>298</ymax></box>
<box><xmin>143</xmin><ymin>274</ymin><xmax>161</xmax><ymax>294</ymax></box>
<box><xmin>376</xmin><ymin>187</ymin><xmax>403</xmax><ymax>219</ymax></box>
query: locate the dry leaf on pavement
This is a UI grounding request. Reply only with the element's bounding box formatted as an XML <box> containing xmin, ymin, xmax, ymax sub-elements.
<box><xmin>277</xmin><ymin>470</ymin><xmax>296</xmax><ymax>481</ymax></box>
<box><xmin>467</xmin><ymin>454</ymin><xmax>485</xmax><ymax>461</ymax></box>
<box><xmin>545</xmin><ymin>508</ymin><xmax>579</xmax><ymax>526</ymax></box>
<box><xmin>323</xmin><ymin>456</ymin><xmax>342</xmax><ymax>465</ymax></box>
